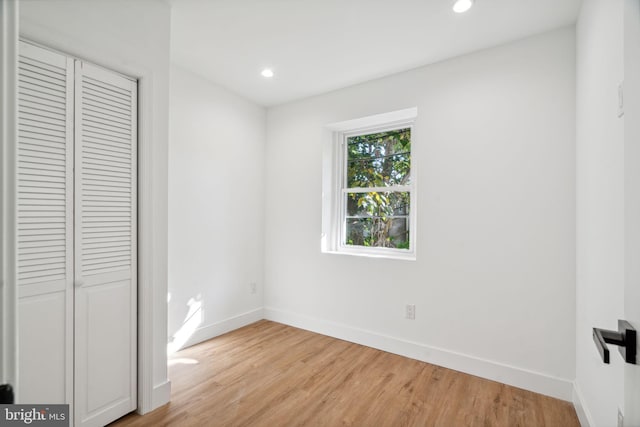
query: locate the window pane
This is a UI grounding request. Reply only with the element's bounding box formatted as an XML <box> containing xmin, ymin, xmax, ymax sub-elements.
<box><xmin>346</xmin><ymin>192</ymin><xmax>409</xmax><ymax>217</ymax></box>
<box><xmin>345</xmin><ymin>192</ymin><xmax>410</xmax><ymax>249</ymax></box>
<box><xmin>345</xmin><ymin>218</ymin><xmax>410</xmax><ymax>249</ymax></box>
<box><xmin>347</xmin><ymin>128</ymin><xmax>411</xmax><ymax>188</ymax></box>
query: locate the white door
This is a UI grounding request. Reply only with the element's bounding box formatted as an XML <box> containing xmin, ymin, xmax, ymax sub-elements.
<box><xmin>16</xmin><ymin>41</ymin><xmax>74</xmax><ymax>405</ymax></box>
<box><xmin>16</xmin><ymin>41</ymin><xmax>138</xmax><ymax>427</ymax></box>
<box><xmin>74</xmin><ymin>62</ymin><xmax>137</xmax><ymax>427</ymax></box>
<box><xmin>624</xmin><ymin>0</ymin><xmax>640</xmax><ymax>425</ymax></box>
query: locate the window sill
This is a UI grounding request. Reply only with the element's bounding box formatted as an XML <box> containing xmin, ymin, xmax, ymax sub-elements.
<box><xmin>322</xmin><ymin>248</ymin><xmax>416</xmax><ymax>261</ymax></box>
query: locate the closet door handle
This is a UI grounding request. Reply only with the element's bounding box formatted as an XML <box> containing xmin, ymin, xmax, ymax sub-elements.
<box><xmin>593</xmin><ymin>320</ymin><xmax>636</xmax><ymax>364</ymax></box>
<box><xmin>74</xmin><ymin>279</ymin><xmax>84</xmax><ymax>288</ymax></box>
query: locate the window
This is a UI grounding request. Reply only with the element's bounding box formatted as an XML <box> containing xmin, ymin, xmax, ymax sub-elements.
<box><xmin>322</xmin><ymin>108</ymin><xmax>417</xmax><ymax>260</ymax></box>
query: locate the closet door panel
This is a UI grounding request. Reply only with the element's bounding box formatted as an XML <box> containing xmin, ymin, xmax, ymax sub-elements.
<box><xmin>16</xmin><ymin>41</ymin><xmax>74</xmax><ymax>405</ymax></box>
<box><xmin>74</xmin><ymin>61</ymin><xmax>137</xmax><ymax>427</ymax></box>
<box><xmin>17</xmin><ymin>292</ymin><xmax>67</xmax><ymax>403</ymax></box>
<box><xmin>80</xmin><ymin>280</ymin><xmax>131</xmax><ymax>411</ymax></box>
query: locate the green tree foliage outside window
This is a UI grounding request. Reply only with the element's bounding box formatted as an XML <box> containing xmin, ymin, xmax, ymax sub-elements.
<box><xmin>345</xmin><ymin>128</ymin><xmax>411</xmax><ymax>249</ymax></box>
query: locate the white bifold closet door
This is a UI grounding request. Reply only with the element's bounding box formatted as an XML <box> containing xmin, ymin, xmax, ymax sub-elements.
<box><xmin>17</xmin><ymin>41</ymin><xmax>74</xmax><ymax>406</ymax></box>
<box><xmin>73</xmin><ymin>59</ymin><xmax>137</xmax><ymax>427</ymax></box>
<box><xmin>17</xmin><ymin>41</ymin><xmax>137</xmax><ymax>427</ymax></box>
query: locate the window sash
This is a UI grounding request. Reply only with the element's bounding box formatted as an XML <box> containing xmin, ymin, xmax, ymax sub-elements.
<box><xmin>340</xmin><ymin>190</ymin><xmax>413</xmax><ymax>248</ymax></box>
<box><xmin>340</xmin><ymin>125</ymin><xmax>413</xmax><ymax>251</ymax></box>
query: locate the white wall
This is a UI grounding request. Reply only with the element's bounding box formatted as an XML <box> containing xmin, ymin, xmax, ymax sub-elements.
<box><xmin>574</xmin><ymin>1</ymin><xmax>626</xmax><ymax>426</ymax></box>
<box><xmin>168</xmin><ymin>65</ymin><xmax>266</xmax><ymax>351</ymax></box>
<box><xmin>19</xmin><ymin>0</ymin><xmax>171</xmax><ymax>412</ymax></box>
<box><xmin>264</xmin><ymin>28</ymin><xmax>576</xmax><ymax>400</ymax></box>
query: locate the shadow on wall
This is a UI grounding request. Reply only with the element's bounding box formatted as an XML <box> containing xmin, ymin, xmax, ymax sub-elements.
<box><xmin>167</xmin><ymin>293</ymin><xmax>203</xmax><ymax>356</ymax></box>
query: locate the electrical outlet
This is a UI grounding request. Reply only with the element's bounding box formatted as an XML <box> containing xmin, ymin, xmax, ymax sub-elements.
<box><xmin>618</xmin><ymin>407</ymin><xmax>624</xmax><ymax>427</ymax></box>
<box><xmin>405</xmin><ymin>304</ymin><xmax>416</xmax><ymax>320</ymax></box>
<box><xmin>249</xmin><ymin>282</ymin><xmax>257</xmax><ymax>294</ymax></box>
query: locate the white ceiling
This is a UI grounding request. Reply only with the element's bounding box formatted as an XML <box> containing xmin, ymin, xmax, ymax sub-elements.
<box><xmin>170</xmin><ymin>0</ymin><xmax>582</xmax><ymax>106</ymax></box>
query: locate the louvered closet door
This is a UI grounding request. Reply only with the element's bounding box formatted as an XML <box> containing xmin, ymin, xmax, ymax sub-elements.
<box><xmin>74</xmin><ymin>61</ymin><xmax>137</xmax><ymax>427</ymax></box>
<box><xmin>16</xmin><ymin>41</ymin><xmax>74</xmax><ymax>405</ymax></box>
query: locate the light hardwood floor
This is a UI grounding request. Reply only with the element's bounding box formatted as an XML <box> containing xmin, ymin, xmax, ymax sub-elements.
<box><xmin>110</xmin><ymin>320</ymin><xmax>579</xmax><ymax>427</ymax></box>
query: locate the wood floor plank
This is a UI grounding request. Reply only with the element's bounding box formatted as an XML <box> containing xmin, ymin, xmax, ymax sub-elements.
<box><xmin>110</xmin><ymin>320</ymin><xmax>579</xmax><ymax>427</ymax></box>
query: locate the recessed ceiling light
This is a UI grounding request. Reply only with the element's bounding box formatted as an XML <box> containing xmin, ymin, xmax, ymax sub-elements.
<box><xmin>453</xmin><ymin>0</ymin><xmax>474</xmax><ymax>13</ymax></box>
<box><xmin>261</xmin><ymin>68</ymin><xmax>274</xmax><ymax>78</ymax></box>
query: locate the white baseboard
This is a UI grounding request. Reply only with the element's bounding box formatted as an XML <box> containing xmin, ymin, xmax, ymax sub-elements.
<box><xmin>180</xmin><ymin>307</ymin><xmax>264</xmax><ymax>350</ymax></box>
<box><xmin>264</xmin><ymin>307</ymin><xmax>574</xmax><ymax>401</ymax></box>
<box><xmin>150</xmin><ymin>380</ymin><xmax>171</xmax><ymax>411</ymax></box>
<box><xmin>572</xmin><ymin>382</ymin><xmax>595</xmax><ymax>427</ymax></box>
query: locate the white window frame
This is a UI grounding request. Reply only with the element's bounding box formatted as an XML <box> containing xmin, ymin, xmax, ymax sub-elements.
<box><xmin>322</xmin><ymin>108</ymin><xmax>417</xmax><ymax>260</ymax></box>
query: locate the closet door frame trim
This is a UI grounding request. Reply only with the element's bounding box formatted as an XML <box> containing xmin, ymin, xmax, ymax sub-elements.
<box><xmin>1</xmin><ymin>0</ymin><xmax>19</xmax><ymax>398</ymax></box>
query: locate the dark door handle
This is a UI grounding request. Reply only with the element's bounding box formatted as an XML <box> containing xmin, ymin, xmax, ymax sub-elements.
<box><xmin>593</xmin><ymin>320</ymin><xmax>636</xmax><ymax>364</ymax></box>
